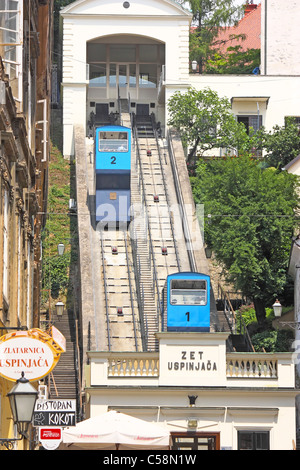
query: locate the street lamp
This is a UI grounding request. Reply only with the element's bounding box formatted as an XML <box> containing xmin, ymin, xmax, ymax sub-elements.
<box><xmin>0</xmin><ymin>372</ymin><xmax>39</xmax><ymax>448</ymax></box>
<box><xmin>272</xmin><ymin>299</ymin><xmax>282</xmax><ymax>317</ymax></box>
<box><xmin>7</xmin><ymin>372</ymin><xmax>38</xmax><ymax>439</ymax></box>
<box><xmin>57</xmin><ymin>243</ymin><xmax>65</xmax><ymax>256</ymax></box>
<box><xmin>55</xmin><ymin>301</ymin><xmax>64</xmax><ymax>316</ymax></box>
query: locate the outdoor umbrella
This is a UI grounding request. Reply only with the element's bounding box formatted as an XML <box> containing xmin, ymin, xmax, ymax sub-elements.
<box><xmin>61</xmin><ymin>410</ymin><xmax>170</xmax><ymax>450</ymax></box>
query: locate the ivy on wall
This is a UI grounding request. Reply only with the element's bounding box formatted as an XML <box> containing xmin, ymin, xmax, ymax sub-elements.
<box><xmin>41</xmin><ymin>143</ymin><xmax>78</xmax><ymax>311</ymax></box>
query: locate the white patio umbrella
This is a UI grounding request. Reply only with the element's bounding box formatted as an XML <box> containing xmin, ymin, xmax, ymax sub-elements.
<box><xmin>61</xmin><ymin>410</ymin><xmax>170</xmax><ymax>450</ymax></box>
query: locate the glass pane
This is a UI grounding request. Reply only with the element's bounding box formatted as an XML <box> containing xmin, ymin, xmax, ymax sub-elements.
<box><xmin>129</xmin><ymin>64</ymin><xmax>136</xmax><ymax>88</ymax></box>
<box><xmin>139</xmin><ymin>64</ymin><xmax>157</xmax><ymax>88</ymax></box>
<box><xmin>238</xmin><ymin>432</ymin><xmax>254</xmax><ymax>450</ymax></box>
<box><xmin>87</xmin><ymin>43</ymin><xmax>106</xmax><ymax>62</ymax></box>
<box><xmin>89</xmin><ymin>64</ymin><xmax>106</xmax><ymax>87</ymax></box>
<box><xmin>176</xmin><ymin>438</ymin><xmax>194</xmax><ymax>443</ymax></box>
<box><xmin>110</xmin><ymin>45</ymin><xmax>136</xmax><ymax>62</ymax></box>
<box><xmin>170</xmin><ymin>279</ymin><xmax>207</xmax><ymax>305</ymax></box>
<box><xmin>159</xmin><ymin>44</ymin><xmax>165</xmax><ymax>63</ymax></box>
<box><xmin>139</xmin><ymin>45</ymin><xmax>157</xmax><ymax>62</ymax></box>
<box><xmin>172</xmin><ymin>435</ymin><xmax>217</xmax><ymax>451</ymax></box>
<box><xmin>255</xmin><ymin>432</ymin><xmax>269</xmax><ymax>450</ymax></box>
<box><xmin>118</xmin><ymin>65</ymin><xmax>127</xmax><ymax>87</ymax></box>
<box><xmin>99</xmin><ymin>131</ymin><xmax>128</xmax><ymax>152</ymax></box>
<box><xmin>109</xmin><ymin>64</ymin><xmax>116</xmax><ymax>87</ymax></box>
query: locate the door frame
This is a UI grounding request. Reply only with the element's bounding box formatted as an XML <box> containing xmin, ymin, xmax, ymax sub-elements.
<box><xmin>171</xmin><ymin>432</ymin><xmax>221</xmax><ymax>450</ymax></box>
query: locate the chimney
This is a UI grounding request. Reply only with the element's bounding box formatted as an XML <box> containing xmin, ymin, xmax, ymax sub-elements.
<box><xmin>244</xmin><ymin>2</ymin><xmax>258</xmax><ymax>16</ymax></box>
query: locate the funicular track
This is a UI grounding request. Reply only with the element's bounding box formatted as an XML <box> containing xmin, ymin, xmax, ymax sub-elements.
<box><xmin>130</xmin><ymin>119</ymin><xmax>191</xmax><ymax>349</ymax></box>
<box><xmin>100</xmin><ymin>227</ymin><xmax>142</xmax><ymax>352</ymax></box>
<box><xmin>91</xmin><ymin>109</ymin><xmax>198</xmax><ymax>352</ymax></box>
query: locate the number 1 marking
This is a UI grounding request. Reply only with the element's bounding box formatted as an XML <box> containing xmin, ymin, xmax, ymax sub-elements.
<box><xmin>186</xmin><ymin>312</ymin><xmax>190</xmax><ymax>321</ymax></box>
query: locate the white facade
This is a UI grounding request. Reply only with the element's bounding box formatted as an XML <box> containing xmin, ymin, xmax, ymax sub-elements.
<box><xmin>86</xmin><ymin>333</ymin><xmax>298</xmax><ymax>450</ymax></box>
<box><xmin>61</xmin><ymin>0</ymin><xmax>192</xmax><ymax>157</ymax></box>
<box><xmin>188</xmin><ymin>74</ymin><xmax>300</xmax><ymax>156</ymax></box>
<box><xmin>61</xmin><ymin>0</ymin><xmax>300</xmax><ymax>158</ymax></box>
<box><xmin>261</xmin><ymin>0</ymin><xmax>300</xmax><ymax>76</ymax></box>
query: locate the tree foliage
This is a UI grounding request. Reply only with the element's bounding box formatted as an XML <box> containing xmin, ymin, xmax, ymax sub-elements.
<box><xmin>191</xmin><ymin>155</ymin><xmax>300</xmax><ymax>324</ymax></box>
<box><xmin>167</xmin><ymin>87</ymin><xmax>263</xmax><ymax>161</ymax></box>
<box><xmin>263</xmin><ymin>117</ymin><xmax>300</xmax><ymax>169</ymax></box>
<box><xmin>178</xmin><ymin>0</ymin><xmax>244</xmax><ymax>72</ymax></box>
<box><xmin>206</xmin><ymin>45</ymin><xmax>260</xmax><ymax>74</ymax></box>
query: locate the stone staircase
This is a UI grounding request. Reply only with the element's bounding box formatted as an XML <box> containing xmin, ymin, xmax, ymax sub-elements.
<box><xmin>49</xmin><ymin>309</ymin><xmax>79</xmax><ymax>402</ymax></box>
<box><xmin>131</xmin><ymin>166</ymin><xmax>159</xmax><ymax>351</ymax></box>
<box><xmin>135</xmin><ymin>115</ymin><xmax>155</xmax><ymax>138</ymax></box>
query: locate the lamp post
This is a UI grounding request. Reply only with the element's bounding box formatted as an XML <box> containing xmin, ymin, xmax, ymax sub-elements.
<box><xmin>0</xmin><ymin>372</ymin><xmax>38</xmax><ymax>449</ymax></box>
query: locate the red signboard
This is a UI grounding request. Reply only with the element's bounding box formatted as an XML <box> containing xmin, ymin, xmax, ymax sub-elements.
<box><xmin>40</xmin><ymin>428</ymin><xmax>62</xmax><ymax>440</ymax></box>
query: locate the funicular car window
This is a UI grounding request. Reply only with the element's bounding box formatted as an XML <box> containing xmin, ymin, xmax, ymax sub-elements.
<box><xmin>170</xmin><ymin>279</ymin><xmax>207</xmax><ymax>306</ymax></box>
<box><xmin>99</xmin><ymin>131</ymin><xmax>128</xmax><ymax>152</ymax></box>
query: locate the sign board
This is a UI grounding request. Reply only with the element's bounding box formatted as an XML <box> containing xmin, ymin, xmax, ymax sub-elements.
<box><xmin>157</xmin><ymin>332</ymin><xmax>228</xmax><ymax>387</ymax></box>
<box><xmin>34</xmin><ymin>399</ymin><xmax>76</xmax><ymax>427</ymax></box>
<box><xmin>0</xmin><ymin>329</ymin><xmax>65</xmax><ymax>382</ymax></box>
<box><xmin>39</xmin><ymin>427</ymin><xmax>62</xmax><ymax>450</ymax></box>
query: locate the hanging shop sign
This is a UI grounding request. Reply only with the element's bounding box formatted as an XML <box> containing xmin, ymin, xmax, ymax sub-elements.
<box><xmin>39</xmin><ymin>427</ymin><xmax>62</xmax><ymax>451</ymax></box>
<box><xmin>33</xmin><ymin>399</ymin><xmax>76</xmax><ymax>427</ymax></box>
<box><xmin>0</xmin><ymin>328</ymin><xmax>65</xmax><ymax>382</ymax></box>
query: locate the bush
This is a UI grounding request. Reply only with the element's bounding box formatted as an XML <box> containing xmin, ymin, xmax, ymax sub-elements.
<box><xmin>238</xmin><ymin>304</ymin><xmax>274</xmax><ymax>328</ymax></box>
<box><xmin>251</xmin><ymin>329</ymin><xmax>294</xmax><ymax>352</ymax></box>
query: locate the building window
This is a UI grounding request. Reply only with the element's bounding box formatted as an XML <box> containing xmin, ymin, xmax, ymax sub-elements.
<box><xmin>238</xmin><ymin>431</ymin><xmax>270</xmax><ymax>450</ymax></box>
<box><xmin>237</xmin><ymin>115</ymin><xmax>262</xmax><ymax>134</ymax></box>
<box><xmin>171</xmin><ymin>432</ymin><xmax>220</xmax><ymax>450</ymax></box>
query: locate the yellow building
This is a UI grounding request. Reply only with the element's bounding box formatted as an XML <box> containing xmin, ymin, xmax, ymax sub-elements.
<box><xmin>0</xmin><ymin>0</ymin><xmax>53</xmax><ymax>450</ymax></box>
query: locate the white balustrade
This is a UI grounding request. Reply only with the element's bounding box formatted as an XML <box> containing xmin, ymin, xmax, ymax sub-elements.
<box><xmin>108</xmin><ymin>355</ymin><xmax>159</xmax><ymax>377</ymax></box>
<box><xmin>105</xmin><ymin>354</ymin><xmax>281</xmax><ymax>380</ymax></box>
<box><xmin>226</xmin><ymin>355</ymin><xmax>278</xmax><ymax>379</ymax></box>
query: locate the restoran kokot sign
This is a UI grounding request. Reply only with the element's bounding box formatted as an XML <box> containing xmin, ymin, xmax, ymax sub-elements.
<box><xmin>0</xmin><ymin>328</ymin><xmax>65</xmax><ymax>382</ymax></box>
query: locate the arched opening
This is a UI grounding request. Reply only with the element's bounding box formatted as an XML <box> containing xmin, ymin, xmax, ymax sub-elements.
<box><xmin>86</xmin><ymin>34</ymin><xmax>165</xmax><ymax>130</ymax></box>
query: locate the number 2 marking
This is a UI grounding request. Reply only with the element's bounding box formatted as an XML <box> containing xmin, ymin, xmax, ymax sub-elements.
<box><xmin>111</xmin><ymin>156</ymin><xmax>116</xmax><ymax>164</ymax></box>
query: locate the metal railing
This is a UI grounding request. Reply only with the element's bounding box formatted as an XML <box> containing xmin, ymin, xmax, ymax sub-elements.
<box><xmin>218</xmin><ymin>283</ymin><xmax>254</xmax><ymax>352</ymax></box>
<box><xmin>133</xmin><ymin>127</ymin><xmax>163</xmax><ymax>335</ymax></box>
<box><xmin>166</xmin><ymin>130</ymin><xmax>197</xmax><ymax>273</ymax></box>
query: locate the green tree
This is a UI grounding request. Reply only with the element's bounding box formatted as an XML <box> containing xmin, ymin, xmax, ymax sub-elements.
<box><xmin>191</xmin><ymin>155</ymin><xmax>299</xmax><ymax>325</ymax></box>
<box><xmin>263</xmin><ymin>118</ymin><xmax>300</xmax><ymax>169</ymax></box>
<box><xmin>167</xmin><ymin>87</ymin><xmax>262</xmax><ymax>162</ymax></box>
<box><xmin>178</xmin><ymin>0</ymin><xmax>243</xmax><ymax>72</ymax></box>
<box><xmin>53</xmin><ymin>0</ymin><xmax>74</xmax><ymax>58</ymax></box>
<box><xmin>206</xmin><ymin>45</ymin><xmax>260</xmax><ymax>74</ymax></box>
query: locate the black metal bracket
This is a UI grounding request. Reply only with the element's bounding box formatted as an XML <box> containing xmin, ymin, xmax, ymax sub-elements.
<box><xmin>0</xmin><ymin>437</ymin><xmax>22</xmax><ymax>450</ymax></box>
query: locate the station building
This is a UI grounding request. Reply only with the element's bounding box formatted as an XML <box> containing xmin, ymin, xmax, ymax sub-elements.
<box><xmin>60</xmin><ymin>0</ymin><xmax>300</xmax><ymax>450</ymax></box>
<box><xmin>61</xmin><ymin>0</ymin><xmax>300</xmax><ymax>159</ymax></box>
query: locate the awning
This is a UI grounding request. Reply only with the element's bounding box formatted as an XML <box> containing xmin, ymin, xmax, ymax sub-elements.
<box><xmin>61</xmin><ymin>410</ymin><xmax>171</xmax><ymax>450</ymax></box>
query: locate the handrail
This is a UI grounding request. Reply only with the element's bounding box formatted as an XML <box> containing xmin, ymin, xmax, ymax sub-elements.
<box><xmin>75</xmin><ymin>317</ymin><xmax>83</xmax><ymax>420</ymax></box>
<box><xmin>124</xmin><ymin>229</ymin><xmax>139</xmax><ymax>352</ymax></box>
<box><xmin>134</xmin><ymin>127</ymin><xmax>162</xmax><ymax>332</ymax></box>
<box><xmin>218</xmin><ymin>283</ymin><xmax>255</xmax><ymax>352</ymax></box>
<box><xmin>100</xmin><ymin>229</ymin><xmax>111</xmax><ymax>350</ymax></box>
